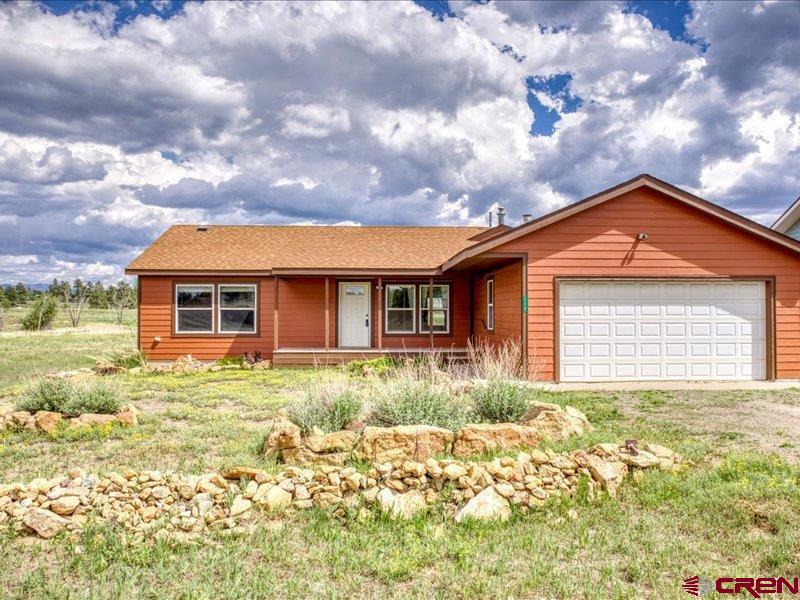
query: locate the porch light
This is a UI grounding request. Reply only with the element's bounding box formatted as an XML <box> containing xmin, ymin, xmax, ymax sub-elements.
<box><xmin>637</xmin><ymin>232</ymin><xmax>648</xmax><ymax>240</ymax></box>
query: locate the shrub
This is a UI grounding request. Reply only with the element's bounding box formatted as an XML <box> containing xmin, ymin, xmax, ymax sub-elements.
<box><xmin>216</xmin><ymin>355</ymin><xmax>245</xmax><ymax>367</ymax></box>
<box><xmin>368</xmin><ymin>378</ymin><xmax>470</xmax><ymax>431</ymax></box>
<box><xmin>20</xmin><ymin>295</ymin><xmax>58</xmax><ymax>331</ymax></box>
<box><xmin>346</xmin><ymin>356</ymin><xmax>398</xmax><ymax>377</ymax></box>
<box><xmin>287</xmin><ymin>376</ymin><xmax>363</xmax><ymax>434</ymax></box>
<box><xmin>16</xmin><ymin>379</ymin><xmax>122</xmax><ymax>416</ymax></box>
<box><xmin>101</xmin><ymin>349</ymin><xmax>148</xmax><ymax>369</ymax></box>
<box><xmin>16</xmin><ymin>378</ymin><xmax>73</xmax><ymax>413</ymax></box>
<box><xmin>470</xmin><ymin>380</ymin><xmax>531</xmax><ymax>423</ymax></box>
<box><xmin>464</xmin><ymin>338</ymin><xmax>524</xmax><ymax>380</ymax></box>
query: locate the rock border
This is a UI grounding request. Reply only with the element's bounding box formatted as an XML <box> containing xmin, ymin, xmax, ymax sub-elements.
<box><xmin>264</xmin><ymin>401</ymin><xmax>592</xmax><ymax>465</ymax></box>
<box><xmin>0</xmin><ymin>441</ymin><xmax>681</xmax><ymax>543</ymax></box>
<box><xmin>0</xmin><ymin>406</ymin><xmax>138</xmax><ymax>434</ymax></box>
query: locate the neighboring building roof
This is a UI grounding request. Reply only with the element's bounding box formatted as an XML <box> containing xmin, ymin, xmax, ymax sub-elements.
<box><xmin>442</xmin><ymin>174</ymin><xmax>800</xmax><ymax>270</ymax></box>
<box><xmin>126</xmin><ymin>225</ymin><xmax>487</xmax><ymax>274</ymax></box>
<box><xmin>771</xmin><ymin>196</ymin><xmax>800</xmax><ymax>235</ymax></box>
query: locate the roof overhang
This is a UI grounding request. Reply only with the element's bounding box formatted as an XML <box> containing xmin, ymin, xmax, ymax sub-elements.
<box><xmin>443</xmin><ymin>174</ymin><xmax>800</xmax><ymax>271</ymax></box>
<box><xmin>772</xmin><ymin>196</ymin><xmax>800</xmax><ymax>234</ymax></box>
<box><xmin>124</xmin><ymin>269</ymin><xmax>274</xmax><ymax>276</ymax></box>
<box><xmin>124</xmin><ymin>268</ymin><xmax>444</xmax><ymax>277</ymax></box>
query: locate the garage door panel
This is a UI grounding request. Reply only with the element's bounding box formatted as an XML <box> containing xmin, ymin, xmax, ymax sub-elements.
<box><xmin>559</xmin><ymin>280</ymin><xmax>766</xmax><ymax>381</ymax></box>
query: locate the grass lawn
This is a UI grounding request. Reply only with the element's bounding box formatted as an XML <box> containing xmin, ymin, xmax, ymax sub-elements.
<box><xmin>1</xmin><ymin>317</ymin><xmax>799</xmax><ymax>598</ymax></box>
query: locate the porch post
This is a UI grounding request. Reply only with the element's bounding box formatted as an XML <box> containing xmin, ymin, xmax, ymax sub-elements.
<box><xmin>324</xmin><ymin>277</ymin><xmax>330</xmax><ymax>350</ymax></box>
<box><xmin>377</xmin><ymin>277</ymin><xmax>382</xmax><ymax>350</ymax></box>
<box><xmin>428</xmin><ymin>276</ymin><xmax>434</xmax><ymax>349</ymax></box>
<box><xmin>273</xmin><ymin>276</ymin><xmax>280</xmax><ymax>351</ymax></box>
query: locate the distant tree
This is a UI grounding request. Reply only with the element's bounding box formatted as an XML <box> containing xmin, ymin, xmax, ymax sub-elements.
<box><xmin>88</xmin><ymin>281</ymin><xmax>108</xmax><ymax>309</ymax></box>
<box><xmin>0</xmin><ymin>287</ymin><xmax>9</xmax><ymax>310</ymax></box>
<box><xmin>11</xmin><ymin>282</ymin><xmax>29</xmax><ymax>306</ymax></box>
<box><xmin>107</xmin><ymin>280</ymin><xmax>136</xmax><ymax>324</ymax></box>
<box><xmin>21</xmin><ymin>294</ymin><xmax>57</xmax><ymax>331</ymax></box>
<box><xmin>60</xmin><ymin>279</ymin><xmax>90</xmax><ymax>327</ymax></box>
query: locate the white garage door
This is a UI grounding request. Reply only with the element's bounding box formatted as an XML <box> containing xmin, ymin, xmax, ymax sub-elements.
<box><xmin>559</xmin><ymin>280</ymin><xmax>766</xmax><ymax>382</ymax></box>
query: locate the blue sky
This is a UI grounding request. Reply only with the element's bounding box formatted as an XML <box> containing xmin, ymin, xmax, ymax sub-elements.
<box><xmin>1</xmin><ymin>0</ymin><xmax>799</xmax><ymax>283</ymax></box>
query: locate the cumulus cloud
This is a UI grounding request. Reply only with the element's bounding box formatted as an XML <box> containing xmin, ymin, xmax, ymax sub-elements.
<box><xmin>0</xmin><ymin>0</ymin><xmax>798</xmax><ymax>284</ymax></box>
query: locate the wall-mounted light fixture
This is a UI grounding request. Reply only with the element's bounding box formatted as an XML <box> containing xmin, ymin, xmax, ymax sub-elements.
<box><xmin>637</xmin><ymin>232</ymin><xmax>648</xmax><ymax>241</ymax></box>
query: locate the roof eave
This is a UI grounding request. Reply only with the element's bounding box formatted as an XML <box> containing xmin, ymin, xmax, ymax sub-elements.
<box><xmin>443</xmin><ymin>174</ymin><xmax>800</xmax><ymax>271</ymax></box>
<box><xmin>771</xmin><ymin>196</ymin><xmax>800</xmax><ymax>233</ymax></box>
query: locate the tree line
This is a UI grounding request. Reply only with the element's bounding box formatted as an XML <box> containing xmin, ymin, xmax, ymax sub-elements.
<box><xmin>0</xmin><ymin>279</ymin><xmax>137</xmax><ymax>330</ymax></box>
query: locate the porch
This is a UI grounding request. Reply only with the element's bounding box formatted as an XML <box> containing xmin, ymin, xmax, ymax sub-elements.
<box><xmin>271</xmin><ymin>253</ymin><xmax>525</xmax><ymax>367</ymax></box>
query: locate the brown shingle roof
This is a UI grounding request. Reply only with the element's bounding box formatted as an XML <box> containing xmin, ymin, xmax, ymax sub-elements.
<box><xmin>126</xmin><ymin>225</ymin><xmax>488</xmax><ymax>273</ymax></box>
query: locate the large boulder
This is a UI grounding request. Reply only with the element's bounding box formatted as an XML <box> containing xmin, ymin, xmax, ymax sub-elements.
<box><xmin>34</xmin><ymin>411</ymin><xmax>62</xmax><ymax>434</ymax></box>
<box><xmin>455</xmin><ymin>486</ymin><xmax>511</xmax><ymax>523</ymax></box>
<box><xmin>282</xmin><ymin>446</ymin><xmax>348</xmax><ymax>467</ymax></box>
<box><xmin>523</xmin><ymin>402</ymin><xmax>591</xmax><ymax>441</ymax></box>
<box><xmin>304</xmin><ymin>430</ymin><xmax>358</xmax><ymax>454</ymax></box>
<box><xmin>23</xmin><ymin>508</ymin><xmax>69</xmax><ymax>539</ymax></box>
<box><xmin>452</xmin><ymin>423</ymin><xmax>541</xmax><ymax>457</ymax></box>
<box><xmin>354</xmin><ymin>425</ymin><xmax>454</xmax><ymax>462</ymax></box>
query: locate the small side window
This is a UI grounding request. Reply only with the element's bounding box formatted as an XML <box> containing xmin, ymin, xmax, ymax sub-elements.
<box><xmin>486</xmin><ymin>279</ymin><xmax>495</xmax><ymax>331</ymax></box>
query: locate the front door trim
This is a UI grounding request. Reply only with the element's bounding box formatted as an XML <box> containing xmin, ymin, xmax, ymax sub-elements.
<box><xmin>338</xmin><ymin>281</ymin><xmax>372</xmax><ymax>348</ymax></box>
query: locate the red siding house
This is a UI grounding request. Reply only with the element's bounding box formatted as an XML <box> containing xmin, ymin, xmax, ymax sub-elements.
<box><xmin>126</xmin><ymin>175</ymin><xmax>800</xmax><ymax>382</ymax></box>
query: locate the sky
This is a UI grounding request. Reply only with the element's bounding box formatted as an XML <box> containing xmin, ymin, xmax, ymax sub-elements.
<box><xmin>1</xmin><ymin>0</ymin><xmax>800</xmax><ymax>284</ymax></box>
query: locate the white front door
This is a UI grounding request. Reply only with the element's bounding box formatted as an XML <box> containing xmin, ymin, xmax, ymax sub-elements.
<box><xmin>339</xmin><ymin>282</ymin><xmax>371</xmax><ymax>348</ymax></box>
<box><xmin>559</xmin><ymin>280</ymin><xmax>767</xmax><ymax>381</ymax></box>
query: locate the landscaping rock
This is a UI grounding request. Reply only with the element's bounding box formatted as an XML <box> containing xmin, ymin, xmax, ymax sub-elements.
<box><xmin>452</xmin><ymin>423</ymin><xmax>541</xmax><ymax>457</ymax></box>
<box><xmin>34</xmin><ymin>411</ymin><xmax>62</xmax><ymax>434</ymax></box>
<box><xmin>230</xmin><ymin>497</ymin><xmax>252</xmax><ymax>517</ymax></box>
<box><xmin>50</xmin><ymin>496</ymin><xmax>80</xmax><ymax>516</ymax></box>
<box><xmin>377</xmin><ymin>489</ymin><xmax>427</xmax><ymax>519</ymax></box>
<box><xmin>23</xmin><ymin>508</ymin><xmax>68</xmax><ymax>539</ymax></box>
<box><xmin>354</xmin><ymin>425</ymin><xmax>454</xmax><ymax>462</ymax></box>
<box><xmin>281</xmin><ymin>446</ymin><xmax>348</xmax><ymax>466</ymax></box>
<box><xmin>523</xmin><ymin>402</ymin><xmax>591</xmax><ymax>441</ymax></box>
<box><xmin>263</xmin><ymin>418</ymin><xmax>302</xmax><ymax>456</ymax></box>
<box><xmin>455</xmin><ymin>487</ymin><xmax>511</xmax><ymax>523</ymax></box>
<box><xmin>305</xmin><ymin>430</ymin><xmax>358</xmax><ymax>454</ymax></box>
<box><xmin>116</xmin><ymin>409</ymin><xmax>138</xmax><ymax>427</ymax></box>
<box><xmin>586</xmin><ymin>455</ymin><xmax>628</xmax><ymax>497</ymax></box>
<box><xmin>260</xmin><ymin>485</ymin><xmax>292</xmax><ymax>511</ymax></box>
<box><xmin>70</xmin><ymin>414</ymin><xmax>117</xmax><ymax>427</ymax></box>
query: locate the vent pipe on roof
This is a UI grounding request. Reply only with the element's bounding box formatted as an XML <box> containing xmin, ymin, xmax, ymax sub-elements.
<box><xmin>497</xmin><ymin>206</ymin><xmax>506</xmax><ymax>226</ymax></box>
<box><xmin>522</xmin><ymin>213</ymin><xmax>532</xmax><ymax>223</ymax></box>
<box><xmin>196</xmin><ymin>225</ymin><xmax>208</xmax><ymax>232</ymax></box>
<box><xmin>487</xmin><ymin>211</ymin><xmax>493</xmax><ymax>227</ymax></box>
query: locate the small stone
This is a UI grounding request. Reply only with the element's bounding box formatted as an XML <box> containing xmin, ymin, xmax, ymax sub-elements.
<box><xmin>455</xmin><ymin>487</ymin><xmax>511</xmax><ymax>523</ymax></box>
<box><xmin>443</xmin><ymin>463</ymin><xmax>468</xmax><ymax>480</ymax></box>
<box><xmin>151</xmin><ymin>486</ymin><xmax>170</xmax><ymax>500</ymax></box>
<box><xmin>493</xmin><ymin>482</ymin><xmax>515</xmax><ymax>498</ymax></box>
<box><xmin>261</xmin><ymin>486</ymin><xmax>292</xmax><ymax>511</ymax></box>
<box><xmin>50</xmin><ymin>496</ymin><xmax>80</xmax><ymax>515</ymax></box>
<box><xmin>230</xmin><ymin>497</ymin><xmax>252</xmax><ymax>517</ymax></box>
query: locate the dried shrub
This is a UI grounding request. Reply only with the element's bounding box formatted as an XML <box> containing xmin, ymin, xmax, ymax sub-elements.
<box><xmin>16</xmin><ymin>378</ymin><xmax>121</xmax><ymax>416</ymax></box>
<box><xmin>465</xmin><ymin>338</ymin><xmax>524</xmax><ymax>380</ymax></box>
<box><xmin>287</xmin><ymin>376</ymin><xmax>363</xmax><ymax>434</ymax></box>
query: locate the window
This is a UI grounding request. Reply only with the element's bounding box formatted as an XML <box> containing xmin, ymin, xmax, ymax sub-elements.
<box><xmin>218</xmin><ymin>284</ymin><xmax>257</xmax><ymax>333</ymax></box>
<box><xmin>175</xmin><ymin>285</ymin><xmax>214</xmax><ymax>333</ymax></box>
<box><xmin>420</xmin><ymin>284</ymin><xmax>449</xmax><ymax>333</ymax></box>
<box><xmin>385</xmin><ymin>284</ymin><xmax>415</xmax><ymax>333</ymax></box>
<box><xmin>486</xmin><ymin>278</ymin><xmax>495</xmax><ymax>331</ymax></box>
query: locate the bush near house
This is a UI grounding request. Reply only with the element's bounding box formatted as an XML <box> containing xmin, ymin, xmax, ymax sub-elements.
<box><xmin>16</xmin><ymin>378</ymin><xmax>122</xmax><ymax>416</ymax></box>
<box><xmin>286</xmin><ymin>376</ymin><xmax>363</xmax><ymax>434</ymax></box>
<box><xmin>470</xmin><ymin>380</ymin><xmax>531</xmax><ymax>423</ymax></box>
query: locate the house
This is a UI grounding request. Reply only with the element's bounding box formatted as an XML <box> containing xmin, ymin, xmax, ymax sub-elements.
<box><xmin>126</xmin><ymin>174</ymin><xmax>800</xmax><ymax>382</ymax></box>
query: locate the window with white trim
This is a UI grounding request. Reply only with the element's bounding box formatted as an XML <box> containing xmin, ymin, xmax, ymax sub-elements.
<box><xmin>175</xmin><ymin>284</ymin><xmax>214</xmax><ymax>333</ymax></box>
<box><xmin>218</xmin><ymin>284</ymin><xmax>257</xmax><ymax>333</ymax></box>
<box><xmin>385</xmin><ymin>284</ymin><xmax>415</xmax><ymax>333</ymax></box>
<box><xmin>486</xmin><ymin>278</ymin><xmax>495</xmax><ymax>331</ymax></box>
<box><xmin>420</xmin><ymin>284</ymin><xmax>449</xmax><ymax>333</ymax></box>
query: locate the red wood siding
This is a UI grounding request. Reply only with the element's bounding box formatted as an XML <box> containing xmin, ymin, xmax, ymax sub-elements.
<box><xmin>473</xmin><ymin>262</ymin><xmax>522</xmax><ymax>345</ymax></box>
<box><xmin>490</xmin><ymin>187</ymin><xmax>800</xmax><ymax>380</ymax></box>
<box><xmin>139</xmin><ymin>276</ymin><xmax>274</xmax><ymax>360</ymax></box>
<box><xmin>138</xmin><ymin>274</ymin><xmax>471</xmax><ymax>360</ymax></box>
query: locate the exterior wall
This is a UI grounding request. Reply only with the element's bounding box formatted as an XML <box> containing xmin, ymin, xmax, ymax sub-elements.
<box><xmin>473</xmin><ymin>262</ymin><xmax>522</xmax><ymax>346</ymax></box>
<box><xmin>138</xmin><ymin>275</ymin><xmax>274</xmax><ymax>361</ymax></box>
<box><xmin>138</xmin><ymin>273</ymin><xmax>471</xmax><ymax>360</ymax></box>
<box><xmin>490</xmin><ymin>187</ymin><xmax>800</xmax><ymax>380</ymax></box>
